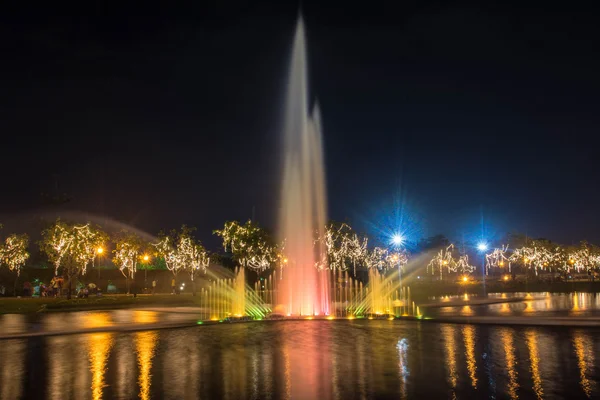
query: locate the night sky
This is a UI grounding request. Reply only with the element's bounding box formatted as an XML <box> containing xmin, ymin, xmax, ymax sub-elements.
<box><xmin>1</xmin><ymin>1</ymin><xmax>599</xmax><ymax>248</ymax></box>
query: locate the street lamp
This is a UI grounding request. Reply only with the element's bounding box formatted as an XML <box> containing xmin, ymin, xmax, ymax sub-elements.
<box><xmin>391</xmin><ymin>234</ymin><xmax>404</xmax><ymax>246</ymax></box>
<box><xmin>477</xmin><ymin>242</ymin><xmax>488</xmax><ymax>296</ymax></box>
<box><xmin>96</xmin><ymin>247</ymin><xmax>104</xmax><ymax>279</ymax></box>
<box><xmin>391</xmin><ymin>234</ymin><xmax>404</xmax><ymax>287</ymax></box>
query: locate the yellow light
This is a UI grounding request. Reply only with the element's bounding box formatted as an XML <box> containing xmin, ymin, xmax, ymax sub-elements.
<box><xmin>143</xmin><ymin>254</ymin><xmax>149</xmax><ymax>261</ymax></box>
<box><xmin>305</xmin><ymin>316</ymin><xmax>313</xmax><ymax>320</ymax></box>
<box><xmin>347</xmin><ymin>316</ymin><xmax>355</xmax><ymax>320</ymax></box>
<box><xmin>96</xmin><ymin>247</ymin><xmax>104</xmax><ymax>254</ymax></box>
<box><xmin>499</xmin><ymin>261</ymin><xmax>504</xmax><ymax>266</ymax></box>
<box><xmin>326</xmin><ymin>316</ymin><xmax>335</xmax><ymax>320</ymax></box>
<box><xmin>524</xmin><ymin>257</ymin><xmax>528</xmax><ymax>262</ymax></box>
<box><xmin>503</xmin><ymin>275</ymin><xmax>509</xmax><ymax>281</ymax></box>
<box><xmin>462</xmin><ymin>276</ymin><xmax>468</xmax><ymax>282</ymax></box>
<box><xmin>283</xmin><ymin>258</ymin><xmax>288</xmax><ymax>264</ymax></box>
<box><xmin>569</xmin><ymin>259</ymin><xmax>575</xmax><ymax>264</ymax></box>
<box><xmin>443</xmin><ymin>260</ymin><xmax>448</xmax><ymax>265</ymax></box>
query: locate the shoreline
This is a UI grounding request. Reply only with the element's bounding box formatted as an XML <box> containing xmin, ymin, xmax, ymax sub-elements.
<box><xmin>3</xmin><ymin>312</ymin><xmax>600</xmax><ymax>340</ymax></box>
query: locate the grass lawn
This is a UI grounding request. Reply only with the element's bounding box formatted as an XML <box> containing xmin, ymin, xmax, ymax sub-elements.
<box><xmin>0</xmin><ymin>294</ymin><xmax>202</xmax><ymax>314</ymax></box>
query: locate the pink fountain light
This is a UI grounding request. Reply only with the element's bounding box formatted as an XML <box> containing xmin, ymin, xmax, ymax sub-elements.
<box><xmin>277</xmin><ymin>15</ymin><xmax>330</xmax><ymax>316</ymax></box>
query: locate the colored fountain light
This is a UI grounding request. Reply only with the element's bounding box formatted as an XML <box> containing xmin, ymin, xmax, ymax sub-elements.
<box><xmin>276</xmin><ymin>15</ymin><xmax>330</xmax><ymax>316</ymax></box>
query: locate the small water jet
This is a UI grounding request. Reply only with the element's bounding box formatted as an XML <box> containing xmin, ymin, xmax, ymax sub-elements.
<box><xmin>198</xmin><ymin>268</ymin><xmax>271</xmax><ymax>320</ymax></box>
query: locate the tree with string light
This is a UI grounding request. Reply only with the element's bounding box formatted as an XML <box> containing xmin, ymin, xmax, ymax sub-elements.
<box><xmin>427</xmin><ymin>244</ymin><xmax>456</xmax><ymax>280</ymax></box>
<box><xmin>112</xmin><ymin>231</ymin><xmax>145</xmax><ymax>295</ymax></box>
<box><xmin>0</xmin><ymin>224</ymin><xmax>30</xmax><ymax>277</ymax></box>
<box><xmin>214</xmin><ymin>220</ymin><xmax>277</xmax><ymax>272</ymax></box>
<box><xmin>40</xmin><ymin>219</ymin><xmax>108</xmax><ymax>299</ymax></box>
<box><xmin>177</xmin><ymin>227</ymin><xmax>210</xmax><ymax>296</ymax></box>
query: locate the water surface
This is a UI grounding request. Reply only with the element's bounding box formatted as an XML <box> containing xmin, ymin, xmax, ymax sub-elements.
<box><xmin>1</xmin><ymin>319</ymin><xmax>598</xmax><ymax>399</ymax></box>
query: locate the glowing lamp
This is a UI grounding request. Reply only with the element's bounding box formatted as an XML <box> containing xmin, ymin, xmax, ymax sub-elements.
<box><xmin>477</xmin><ymin>242</ymin><xmax>488</xmax><ymax>252</ymax></box>
<box><xmin>462</xmin><ymin>276</ymin><xmax>468</xmax><ymax>282</ymax></box>
<box><xmin>143</xmin><ymin>254</ymin><xmax>149</xmax><ymax>261</ymax></box>
<box><xmin>96</xmin><ymin>247</ymin><xmax>104</xmax><ymax>254</ymax></box>
<box><xmin>391</xmin><ymin>234</ymin><xmax>404</xmax><ymax>246</ymax></box>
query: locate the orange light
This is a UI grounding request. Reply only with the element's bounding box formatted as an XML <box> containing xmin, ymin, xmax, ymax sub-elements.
<box><xmin>283</xmin><ymin>258</ymin><xmax>288</xmax><ymax>264</ymax></box>
<box><xmin>143</xmin><ymin>254</ymin><xmax>149</xmax><ymax>262</ymax></box>
<box><xmin>499</xmin><ymin>261</ymin><xmax>504</xmax><ymax>267</ymax></box>
<box><xmin>96</xmin><ymin>247</ymin><xmax>104</xmax><ymax>254</ymax></box>
<box><xmin>462</xmin><ymin>276</ymin><xmax>468</xmax><ymax>282</ymax></box>
<box><xmin>503</xmin><ymin>275</ymin><xmax>509</xmax><ymax>281</ymax></box>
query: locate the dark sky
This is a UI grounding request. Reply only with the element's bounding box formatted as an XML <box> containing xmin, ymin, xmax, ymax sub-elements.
<box><xmin>1</xmin><ymin>1</ymin><xmax>599</xmax><ymax>248</ymax></box>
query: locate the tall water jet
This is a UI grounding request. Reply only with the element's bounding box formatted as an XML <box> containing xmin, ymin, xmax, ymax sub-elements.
<box><xmin>277</xmin><ymin>15</ymin><xmax>330</xmax><ymax>316</ymax></box>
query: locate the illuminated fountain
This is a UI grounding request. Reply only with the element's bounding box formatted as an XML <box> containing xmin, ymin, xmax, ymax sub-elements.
<box><xmin>329</xmin><ymin>269</ymin><xmax>419</xmax><ymax>319</ymax></box>
<box><xmin>198</xmin><ymin>268</ymin><xmax>270</xmax><ymax>320</ymax></box>
<box><xmin>276</xmin><ymin>15</ymin><xmax>330</xmax><ymax>316</ymax></box>
<box><xmin>195</xmin><ymin>15</ymin><xmax>421</xmax><ymax>321</ymax></box>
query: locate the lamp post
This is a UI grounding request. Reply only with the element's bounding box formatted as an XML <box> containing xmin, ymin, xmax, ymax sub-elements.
<box><xmin>96</xmin><ymin>247</ymin><xmax>104</xmax><ymax>279</ymax></box>
<box><xmin>391</xmin><ymin>234</ymin><xmax>404</xmax><ymax>286</ymax></box>
<box><xmin>142</xmin><ymin>254</ymin><xmax>150</xmax><ymax>289</ymax></box>
<box><xmin>477</xmin><ymin>242</ymin><xmax>488</xmax><ymax>297</ymax></box>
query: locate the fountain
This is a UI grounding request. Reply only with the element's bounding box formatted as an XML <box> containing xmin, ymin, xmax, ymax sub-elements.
<box><xmin>197</xmin><ymin>268</ymin><xmax>271</xmax><ymax>321</ymax></box>
<box><xmin>276</xmin><ymin>15</ymin><xmax>330</xmax><ymax>316</ymax></box>
<box><xmin>196</xmin><ymin>15</ymin><xmax>421</xmax><ymax>321</ymax></box>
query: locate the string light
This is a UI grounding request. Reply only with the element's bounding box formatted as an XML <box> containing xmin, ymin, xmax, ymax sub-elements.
<box><xmin>0</xmin><ymin>233</ymin><xmax>30</xmax><ymax>276</ymax></box>
<box><xmin>214</xmin><ymin>221</ymin><xmax>276</xmax><ymax>272</ymax></box>
<box><xmin>427</xmin><ymin>244</ymin><xmax>456</xmax><ymax>279</ymax></box>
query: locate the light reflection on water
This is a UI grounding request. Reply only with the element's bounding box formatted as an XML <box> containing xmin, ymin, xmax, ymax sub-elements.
<box><xmin>0</xmin><ymin>339</ymin><xmax>25</xmax><ymax>400</ymax></box>
<box><xmin>432</xmin><ymin>292</ymin><xmax>600</xmax><ymax>318</ymax></box>
<box><xmin>1</xmin><ymin>320</ymin><xmax>600</xmax><ymax>399</ymax></box>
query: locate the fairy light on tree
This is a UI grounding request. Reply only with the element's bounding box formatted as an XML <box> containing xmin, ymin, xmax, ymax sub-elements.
<box><xmin>347</xmin><ymin>231</ymin><xmax>368</xmax><ymax>275</ymax></box>
<box><xmin>0</xmin><ymin>232</ymin><xmax>30</xmax><ymax>276</ymax></box>
<box><xmin>317</xmin><ymin>223</ymin><xmax>370</xmax><ymax>274</ymax></box>
<box><xmin>365</xmin><ymin>247</ymin><xmax>389</xmax><ymax>271</ymax></box>
<box><xmin>509</xmin><ymin>243</ymin><xmax>555</xmax><ymax>275</ymax></box>
<box><xmin>485</xmin><ymin>245</ymin><xmax>511</xmax><ymax>274</ymax></box>
<box><xmin>427</xmin><ymin>244</ymin><xmax>456</xmax><ymax>280</ymax></box>
<box><xmin>112</xmin><ymin>231</ymin><xmax>145</xmax><ymax>295</ymax></box>
<box><xmin>568</xmin><ymin>242</ymin><xmax>600</xmax><ymax>273</ymax></box>
<box><xmin>177</xmin><ymin>227</ymin><xmax>210</xmax><ymax>296</ymax></box>
<box><xmin>456</xmin><ymin>254</ymin><xmax>475</xmax><ymax>274</ymax></box>
<box><xmin>214</xmin><ymin>220</ymin><xmax>277</xmax><ymax>272</ymax></box>
<box><xmin>40</xmin><ymin>219</ymin><xmax>108</xmax><ymax>299</ymax></box>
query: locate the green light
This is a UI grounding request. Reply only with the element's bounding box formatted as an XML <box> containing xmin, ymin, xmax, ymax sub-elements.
<box><xmin>218</xmin><ymin>320</ymin><xmax>223</xmax><ymax>323</ymax></box>
<box><xmin>197</xmin><ymin>321</ymin><xmax>203</xmax><ymax>325</ymax></box>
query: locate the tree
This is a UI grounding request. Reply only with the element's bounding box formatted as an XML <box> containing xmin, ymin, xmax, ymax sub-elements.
<box><xmin>568</xmin><ymin>241</ymin><xmax>600</xmax><ymax>273</ymax></box>
<box><xmin>427</xmin><ymin>244</ymin><xmax>456</xmax><ymax>280</ymax></box>
<box><xmin>0</xmin><ymin>228</ymin><xmax>30</xmax><ymax>276</ymax></box>
<box><xmin>176</xmin><ymin>227</ymin><xmax>210</xmax><ymax>296</ymax></box>
<box><xmin>365</xmin><ymin>246</ymin><xmax>409</xmax><ymax>274</ymax></box>
<box><xmin>154</xmin><ymin>226</ymin><xmax>211</xmax><ymax>294</ymax></box>
<box><xmin>153</xmin><ymin>229</ymin><xmax>182</xmax><ymax>276</ymax></box>
<box><xmin>40</xmin><ymin>219</ymin><xmax>108</xmax><ymax>299</ymax></box>
<box><xmin>214</xmin><ymin>221</ymin><xmax>277</xmax><ymax>272</ymax></box>
<box><xmin>112</xmin><ymin>231</ymin><xmax>145</xmax><ymax>295</ymax></box>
